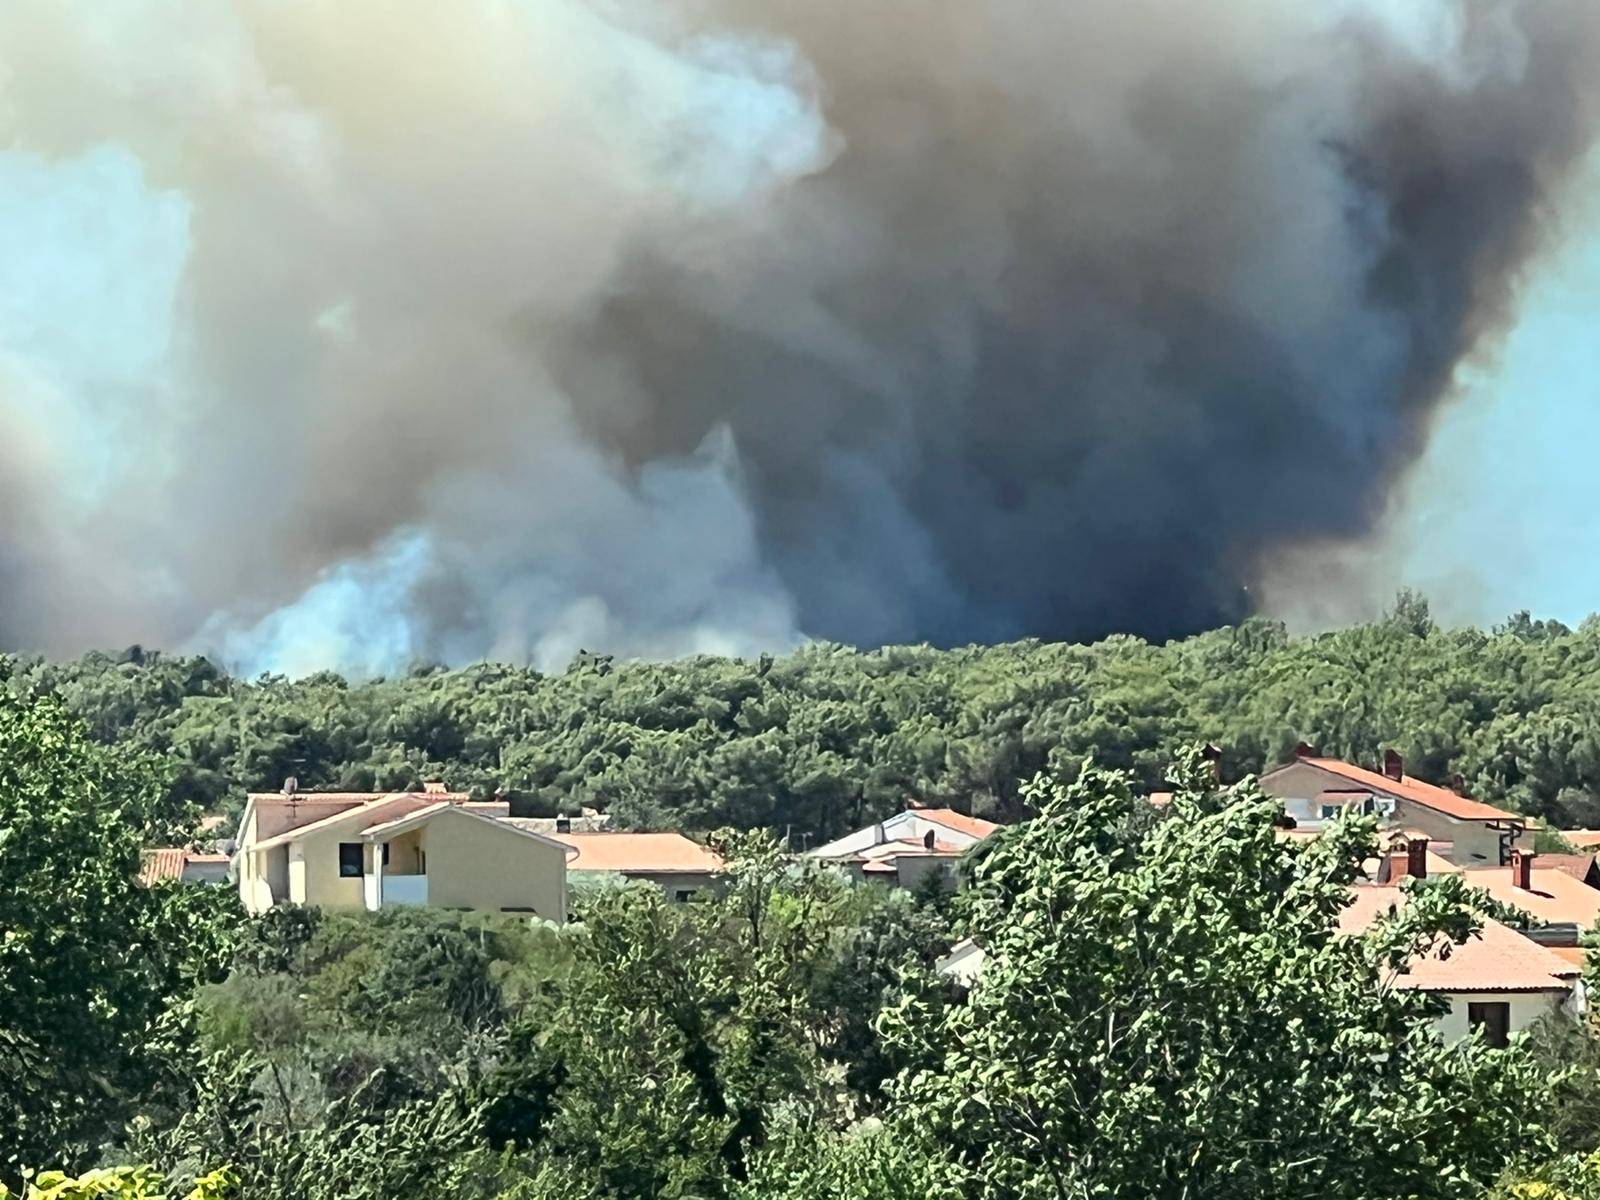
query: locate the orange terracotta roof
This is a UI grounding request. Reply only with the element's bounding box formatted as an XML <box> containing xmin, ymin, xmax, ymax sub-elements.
<box><xmin>1340</xmin><ymin>888</ymin><xmax>1577</xmax><ymax>992</ymax></box>
<box><xmin>1461</xmin><ymin>865</ymin><xmax>1600</xmax><ymax>928</ymax></box>
<box><xmin>1561</xmin><ymin>831</ymin><xmax>1600</xmax><ymax>850</ymax></box>
<box><xmin>138</xmin><ymin>848</ymin><xmax>230</xmax><ymax>886</ymax></box>
<box><xmin>1299</xmin><ymin>758</ymin><xmax>1520</xmax><ymax>823</ymax></box>
<box><xmin>1550</xmin><ymin>946</ymin><xmax>1589</xmax><ymax>969</ymax></box>
<box><xmin>1538</xmin><ymin>854</ymin><xmax>1597</xmax><ymax>883</ymax></box>
<box><xmin>551</xmin><ymin>832</ymin><xmax>723</xmax><ymax>874</ymax></box>
<box><xmin>1148</xmin><ymin>792</ymin><xmax>1174</xmax><ymax>809</ymax></box>
<box><xmin>915</xmin><ymin>808</ymin><xmax>1001</xmax><ymax>839</ymax></box>
<box><xmin>139</xmin><ymin>848</ymin><xmax>188</xmax><ymax>886</ymax></box>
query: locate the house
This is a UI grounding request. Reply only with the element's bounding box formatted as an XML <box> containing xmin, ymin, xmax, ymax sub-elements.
<box><xmin>1562</xmin><ymin>830</ymin><xmax>1600</xmax><ymax>851</ymax></box>
<box><xmin>1260</xmin><ymin>747</ymin><xmax>1527</xmax><ymax>865</ymax></box>
<box><xmin>139</xmin><ymin>847</ymin><xmax>232</xmax><ymax>886</ymax></box>
<box><xmin>233</xmin><ymin>783</ymin><xmax>569</xmax><ymax>920</ymax></box>
<box><xmin>547</xmin><ymin>831</ymin><xmax>724</xmax><ymax>901</ymax></box>
<box><xmin>807</xmin><ymin>806</ymin><xmax>1000</xmax><ymax>889</ymax></box>
<box><xmin>1338</xmin><ymin>886</ymin><xmax>1583</xmax><ymax>1046</ymax></box>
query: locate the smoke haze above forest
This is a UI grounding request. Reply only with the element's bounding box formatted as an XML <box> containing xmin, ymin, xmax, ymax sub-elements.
<box><xmin>3</xmin><ymin>0</ymin><xmax>1600</xmax><ymax>674</ymax></box>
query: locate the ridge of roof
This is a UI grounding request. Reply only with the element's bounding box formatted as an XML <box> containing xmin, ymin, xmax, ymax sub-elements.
<box><xmin>250</xmin><ymin>794</ymin><xmax>433</xmax><ymax>850</ymax></box>
<box><xmin>361</xmin><ymin>803</ymin><xmax>572</xmax><ymax>852</ymax></box>
<box><xmin>1297</xmin><ymin>758</ymin><xmax>1519</xmax><ymax>823</ymax></box>
<box><xmin>914</xmin><ymin>808</ymin><xmax>1001</xmax><ymax>838</ymax></box>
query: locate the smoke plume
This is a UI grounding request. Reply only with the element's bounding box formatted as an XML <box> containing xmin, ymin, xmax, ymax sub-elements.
<box><xmin>1</xmin><ymin>0</ymin><xmax>1598</xmax><ymax>672</ymax></box>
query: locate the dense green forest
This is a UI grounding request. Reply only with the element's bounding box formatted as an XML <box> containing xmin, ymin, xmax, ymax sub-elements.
<box><xmin>4</xmin><ymin>595</ymin><xmax>1600</xmax><ymax>838</ymax></box>
<box><xmin>7</xmin><ymin>692</ymin><xmax>1600</xmax><ymax>1199</ymax></box>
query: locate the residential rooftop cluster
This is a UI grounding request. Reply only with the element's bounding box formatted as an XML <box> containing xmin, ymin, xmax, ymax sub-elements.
<box><xmin>144</xmin><ymin>745</ymin><xmax>1600</xmax><ymax>1049</ymax></box>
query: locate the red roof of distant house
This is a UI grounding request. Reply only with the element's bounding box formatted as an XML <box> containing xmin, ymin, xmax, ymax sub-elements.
<box><xmin>551</xmin><ymin>832</ymin><xmax>723</xmax><ymax>875</ymax></box>
<box><xmin>1340</xmin><ymin>888</ymin><xmax>1577</xmax><ymax>993</ymax></box>
<box><xmin>915</xmin><ymin>809</ymin><xmax>1001</xmax><ymax>839</ymax></box>
<box><xmin>1563</xmin><ymin>831</ymin><xmax>1600</xmax><ymax>851</ymax></box>
<box><xmin>1462</xmin><ymin>864</ymin><xmax>1600</xmax><ymax>928</ymax></box>
<box><xmin>1538</xmin><ymin>854</ymin><xmax>1598</xmax><ymax>884</ymax></box>
<box><xmin>1298</xmin><ymin>758</ymin><xmax>1520</xmax><ymax>823</ymax></box>
<box><xmin>138</xmin><ymin>848</ymin><xmax>230</xmax><ymax>886</ymax></box>
<box><xmin>139</xmin><ymin>848</ymin><xmax>188</xmax><ymax>885</ymax></box>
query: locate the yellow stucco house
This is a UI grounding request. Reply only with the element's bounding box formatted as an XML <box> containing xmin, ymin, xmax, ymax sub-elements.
<box><xmin>234</xmin><ymin>783</ymin><xmax>569</xmax><ymax>920</ymax></box>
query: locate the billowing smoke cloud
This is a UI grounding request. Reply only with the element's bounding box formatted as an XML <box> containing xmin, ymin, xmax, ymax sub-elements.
<box><xmin>1</xmin><ymin>0</ymin><xmax>1598</xmax><ymax>672</ymax></box>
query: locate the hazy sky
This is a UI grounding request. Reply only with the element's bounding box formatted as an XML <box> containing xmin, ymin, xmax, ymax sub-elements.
<box><xmin>1258</xmin><ymin>160</ymin><xmax>1600</xmax><ymax>632</ymax></box>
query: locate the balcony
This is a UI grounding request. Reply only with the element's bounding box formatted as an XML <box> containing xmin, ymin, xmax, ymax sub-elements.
<box><xmin>383</xmin><ymin>874</ymin><xmax>429</xmax><ymax>906</ymax></box>
<box><xmin>362</xmin><ymin>871</ymin><xmax>430</xmax><ymax>910</ymax></box>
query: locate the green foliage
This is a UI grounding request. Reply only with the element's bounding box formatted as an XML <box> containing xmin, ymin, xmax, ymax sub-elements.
<box><xmin>15</xmin><ymin>604</ymin><xmax>1600</xmax><ymax>839</ymax></box>
<box><xmin>500</xmin><ymin>832</ymin><xmax>873</xmax><ymax>1196</ymax></box>
<box><xmin>1494</xmin><ymin>1151</ymin><xmax>1600</xmax><ymax>1199</ymax></box>
<box><xmin>854</xmin><ymin>751</ymin><xmax>1554</xmax><ymax>1198</ymax></box>
<box><xmin>0</xmin><ymin>693</ymin><xmax>243</xmax><ymax>1179</ymax></box>
<box><xmin>0</xmin><ymin>1166</ymin><xmax>235</xmax><ymax>1200</ymax></box>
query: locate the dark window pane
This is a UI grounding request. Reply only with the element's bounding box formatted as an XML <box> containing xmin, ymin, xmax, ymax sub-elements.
<box><xmin>1468</xmin><ymin>1002</ymin><xmax>1511</xmax><ymax>1048</ymax></box>
<box><xmin>339</xmin><ymin>842</ymin><xmax>363</xmax><ymax>878</ymax></box>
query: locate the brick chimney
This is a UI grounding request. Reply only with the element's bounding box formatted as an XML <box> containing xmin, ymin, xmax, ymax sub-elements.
<box><xmin>1294</xmin><ymin>741</ymin><xmax>1318</xmax><ymax>759</ymax></box>
<box><xmin>1406</xmin><ymin>835</ymin><xmax>1428</xmax><ymax>881</ymax></box>
<box><xmin>1511</xmin><ymin>848</ymin><xmax>1536</xmax><ymax>890</ymax></box>
<box><xmin>1383</xmin><ymin>749</ymin><xmax>1404</xmax><ymax>782</ymax></box>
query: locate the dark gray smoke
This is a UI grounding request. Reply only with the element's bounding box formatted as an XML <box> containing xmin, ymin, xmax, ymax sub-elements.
<box><xmin>1</xmin><ymin>0</ymin><xmax>1597</xmax><ymax>672</ymax></box>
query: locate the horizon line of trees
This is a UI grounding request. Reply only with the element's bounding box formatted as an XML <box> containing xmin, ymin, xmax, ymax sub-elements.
<box><xmin>6</xmin><ymin>592</ymin><xmax>1600</xmax><ymax>841</ymax></box>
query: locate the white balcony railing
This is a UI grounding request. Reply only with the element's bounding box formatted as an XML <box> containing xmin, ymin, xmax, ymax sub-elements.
<box><xmin>383</xmin><ymin>874</ymin><xmax>429</xmax><ymax>906</ymax></box>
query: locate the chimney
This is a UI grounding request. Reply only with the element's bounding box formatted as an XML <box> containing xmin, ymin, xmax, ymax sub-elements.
<box><xmin>1406</xmin><ymin>835</ymin><xmax>1428</xmax><ymax>881</ymax></box>
<box><xmin>1294</xmin><ymin>741</ymin><xmax>1317</xmax><ymax>759</ymax></box>
<box><xmin>282</xmin><ymin>776</ymin><xmax>298</xmax><ymax>796</ymax></box>
<box><xmin>1451</xmin><ymin>773</ymin><xmax>1467</xmax><ymax>794</ymax></box>
<box><xmin>1511</xmin><ymin>848</ymin><xmax>1535</xmax><ymax>890</ymax></box>
<box><xmin>1383</xmin><ymin>749</ymin><xmax>1403</xmax><ymax>782</ymax></box>
<box><xmin>555</xmin><ymin>814</ymin><xmax>571</xmax><ymax>834</ymax></box>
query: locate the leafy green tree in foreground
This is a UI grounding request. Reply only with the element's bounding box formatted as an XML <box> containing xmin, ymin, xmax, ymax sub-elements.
<box><xmin>749</xmin><ymin>751</ymin><xmax>1557</xmax><ymax>1199</ymax></box>
<box><xmin>0</xmin><ymin>692</ymin><xmax>242</xmax><ymax>1180</ymax></box>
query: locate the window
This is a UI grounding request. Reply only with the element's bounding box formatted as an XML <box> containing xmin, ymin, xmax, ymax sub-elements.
<box><xmin>381</xmin><ymin>842</ymin><xmax>390</xmax><ymax>867</ymax></box>
<box><xmin>1320</xmin><ymin>804</ymin><xmax>1339</xmax><ymax>820</ymax></box>
<box><xmin>674</xmin><ymin>888</ymin><xmax>699</xmax><ymax>903</ymax></box>
<box><xmin>1468</xmin><ymin>1001</ymin><xmax>1511</xmax><ymax>1048</ymax></box>
<box><xmin>338</xmin><ymin>842</ymin><xmax>363</xmax><ymax>878</ymax></box>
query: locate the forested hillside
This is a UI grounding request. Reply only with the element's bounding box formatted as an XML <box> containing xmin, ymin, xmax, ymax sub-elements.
<box><xmin>5</xmin><ymin>595</ymin><xmax>1599</xmax><ymax>837</ymax></box>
